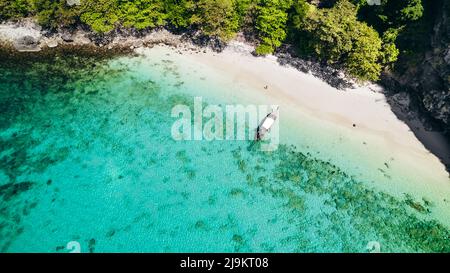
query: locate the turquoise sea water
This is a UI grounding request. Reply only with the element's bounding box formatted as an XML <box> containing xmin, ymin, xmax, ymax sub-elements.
<box><xmin>0</xmin><ymin>48</ymin><xmax>449</xmax><ymax>253</ymax></box>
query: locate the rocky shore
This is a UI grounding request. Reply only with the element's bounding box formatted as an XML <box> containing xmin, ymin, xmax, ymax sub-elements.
<box><xmin>275</xmin><ymin>45</ymin><xmax>357</xmax><ymax>90</ymax></box>
<box><xmin>0</xmin><ymin>19</ymin><xmax>183</xmax><ymax>52</ymax></box>
<box><xmin>378</xmin><ymin>0</ymin><xmax>450</xmax><ymax>171</ymax></box>
<box><xmin>0</xmin><ymin>18</ymin><xmax>367</xmax><ymax>91</ymax></box>
<box><xmin>380</xmin><ymin>1</ymin><xmax>450</xmax><ymax>134</ymax></box>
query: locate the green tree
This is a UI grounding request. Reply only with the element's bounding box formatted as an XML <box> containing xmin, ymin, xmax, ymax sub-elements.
<box><xmin>0</xmin><ymin>0</ymin><xmax>32</xmax><ymax>20</ymax></box>
<box><xmin>290</xmin><ymin>0</ymin><xmax>313</xmax><ymax>30</ymax></box>
<box><xmin>164</xmin><ymin>0</ymin><xmax>196</xmax><ymax>29</ymax></box>
<box><xmin>356</xmin><ymin>0</ymin><xmax>424</xmax><ymax>31</ymax></box>
<box><xmin>32</xmin><ymin>0</ymin><xmax>80</xmax><ymax>29</ymax></box>
<box><xmin>193</xmin><ymin>0</ymin><xmax>240</xmax><ymax>41</ymax></box>
<box><xmin>118</xmin><ymin>0</ymin><xmax>166</xmax><ymax>30</ymax></box>
<box><xmin>380</xmin><ymin>27</ymin><xmax>400</xmax><ymax>65</ymax></box>
<box><xmin>345</xmin><ymin>23</ymin><xmax>382</xmax><ymax>81</ymax></box>
<box><xmin>300</xmin><ymin>0</ymin><xmax>355</xmax><ymax>63</ymax></box>
<box><xmin>234</xmin><ymin>0</ymin><xmax>253</xmax><ymax>27</ymax></box>
<box><xmin>295</xmin><ymin>0</ymin><xmax>385</xmax><ymax>81</ymax></box>
<box><xmin>398</xmin><ymin>0</ymin><xmax>424</xmax><ymax>22</ymax></box>
<box><xmin>255</xmin><ymin>0</ymin><xmax>293</xmax><ymax>55</ymax></box>
<box><xmin>80</xmin><ymin>0</ymin><xmax>120</xmax><ymax>33</ymax></box>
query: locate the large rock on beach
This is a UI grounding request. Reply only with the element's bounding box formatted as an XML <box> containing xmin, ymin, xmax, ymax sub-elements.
<box><xmin>13</xmin><ymin>35</ymin><xmax>41</xmax><ymax>52</ymax></box>
<box><xmin>61</xmin><ymin>32</ymin><xmax>74</xmax><ymax>42</ymax></box>
<box><xmin>45</xmin><ymin>37</ymin><xmax>60</xmax><ymax>48</ymax></box>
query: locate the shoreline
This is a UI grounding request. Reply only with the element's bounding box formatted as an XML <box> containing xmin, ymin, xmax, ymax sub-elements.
<box><xmin>149</xmin><ymin>43</ymin><xmax>449</xmax><ymax>176</ymax></box>
<box><xmin>131</xmin><ymin>44</ymin><xmax>450</xmax><ymax>226</ymax></box>
<box><xmin>1</xmin><ymin>21</ymin><xmax>449</xmax><ymax>171</ymax></box>
<box><xmin>1</xmin><ymin>20</ymin><xmax>448</xmax><ymax>173</ymax></box>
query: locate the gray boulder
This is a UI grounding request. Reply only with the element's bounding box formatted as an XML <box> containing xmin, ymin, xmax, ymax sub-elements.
<box><xmin>14</xmin><ymin>35</ymin><xmax>41</xmax><ymax>52</ymax></box>
<box><xmin>61</xmin><ymin>32</ymin><xmax>74</xmax><ymax>42</ymax></box>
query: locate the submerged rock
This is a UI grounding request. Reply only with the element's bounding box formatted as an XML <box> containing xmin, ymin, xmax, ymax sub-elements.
<box><xmin>0</xmin><ymin>181</ymin><xmax>34</xmax><ymax>201</ymax></box>
<box><xmin>88</xmin><ymin>238</ymin><xmax>96</xmax><ymax>253</ymax></box>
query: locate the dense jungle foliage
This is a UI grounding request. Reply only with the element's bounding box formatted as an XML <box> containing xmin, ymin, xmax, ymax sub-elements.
<box><xmin>0</xmin><ymin>0</ymin><xmax>434</xmax><ymax>81</ymax></box>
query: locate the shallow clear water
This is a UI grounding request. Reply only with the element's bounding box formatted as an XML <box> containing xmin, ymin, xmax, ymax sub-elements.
<box><xmin>0</xmin><ymin>48</ymin><xmax>449</xmax><ymax>253</ymax></box>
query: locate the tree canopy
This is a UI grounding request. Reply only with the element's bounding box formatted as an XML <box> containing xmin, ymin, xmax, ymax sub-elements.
<box><xmin>292</xmin><ymin>0</ymin><xmax>386</xmax><ymax>81</ymax></box>
<box><xmin>254</xmin><ymin>0</ymin><xmax>292</xmax><ymax>55</ymax></box>
<box><xmin>193</xmin><ymin>0</ymin><xmax>240</xmax><ymax>41</ymax></box>
<box><xmin>0</xmin><ymin>0</ymin><xmax>430</xmax><ymax>82</ymax></box>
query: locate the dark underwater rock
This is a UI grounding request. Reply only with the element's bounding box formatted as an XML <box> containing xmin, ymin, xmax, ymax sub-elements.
<box><xmin>0</xmin><ymin>181</ymin><xmax>34</xmax><ymax>201</ymax></box>
<box><xmin>88</xmin><ymin>238</ymin><xmax>96</xmax><ymax>253</ymax></box>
